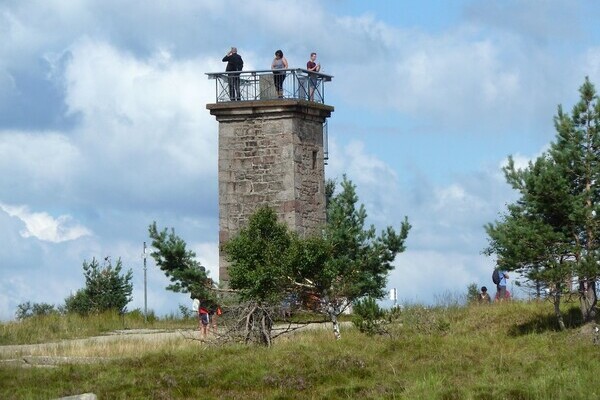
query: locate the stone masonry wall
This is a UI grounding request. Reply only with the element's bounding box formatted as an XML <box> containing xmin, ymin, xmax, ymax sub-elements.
<box><xmin>209</xmin><ymin>101</ymin><xmax>332</xmax><ymax>282</ymax></box>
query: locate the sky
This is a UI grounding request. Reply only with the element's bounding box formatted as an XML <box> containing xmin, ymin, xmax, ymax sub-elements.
<box><xmin>2</xmin><ymin>0</ymin><xmax>600</xmax><ymax>320</ymax></box>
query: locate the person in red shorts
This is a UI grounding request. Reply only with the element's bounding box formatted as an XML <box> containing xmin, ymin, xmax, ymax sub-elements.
<box><xmin>198</xmin><ymin>304</ymin><xmax>210</xmax><ymax>337</ymax></box>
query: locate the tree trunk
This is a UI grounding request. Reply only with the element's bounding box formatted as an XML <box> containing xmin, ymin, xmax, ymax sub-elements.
<box><xmin>260</xmin><ymin>309</ymin><xmax>272</xmax><ymax>347</ymax></box>
<box><xmin>325</xmin><ymin>300</ymin><xmax>341</xmax><ymax>340</ymax></box>
<box><xmin>242</xmin><ymin>304</ymin><xmax>273</xmax><ymax>346</ymax></box>
<box><xmin>579</xmin><ymin>279</ymin><xmax>597</xmax><ymax>322</ymax></box>
<box><xmin>552</xmin><ymin>289</ymin><xmax>566</xmax><ymax>331</ymax></box>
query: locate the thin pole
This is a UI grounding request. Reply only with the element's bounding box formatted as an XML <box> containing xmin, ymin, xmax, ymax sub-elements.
<box><xmin>143</xmin><ymin>241</ymin><xmax>147</xmax><ymax>323</ymax></box>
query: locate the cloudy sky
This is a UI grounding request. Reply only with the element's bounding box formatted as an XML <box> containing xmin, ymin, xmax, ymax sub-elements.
<box><xmin>2</xmin><ymin>0</ymin><xmax>600</xmax><ymax>320</ymax></box>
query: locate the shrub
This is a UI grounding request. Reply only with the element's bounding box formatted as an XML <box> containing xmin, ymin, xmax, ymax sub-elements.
<box><xmin>466</xmin><ymin>283</ymin><xmax>479</xmax><ymax>304</ymax></box>
<box><xmin>352</xmin><ymin>297</ymin><xmax>392</xmax><ymax>336</ymax></box>
<box><xmin>15</xmin><ymin>302</ymin><xmax>58</xmax><ymax>320</ymax></box>
<box><xmin>64</xmin><ymin>257</ymin><xmax>133</xmax><ymax>315</ymax></box>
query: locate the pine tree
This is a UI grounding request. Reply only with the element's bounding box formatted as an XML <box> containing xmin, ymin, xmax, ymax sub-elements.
<box><xmin>64</xmin><ymin>257</ymin><xmax>133</xmax><ymax>315</ymax></box>
<box><xmin>225</xmin><ymin>206</ymin><xmax>293</xmax><ymax>303</ymax></box>
<box><xmin>225</xmin><ymin>177</ymin><xmax>411</xmax><ymax>340</ymax></box>
<box><xmin>485</xmin><ymin>78</ymin><xmax>600</xmax><ymax>327</ymax></box>
<box><xmin>148</xmin><ymin>222</ymin><xmax>215</xmax><ymax>302</ymax></box>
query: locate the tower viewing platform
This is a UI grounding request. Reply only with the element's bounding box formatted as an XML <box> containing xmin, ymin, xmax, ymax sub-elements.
<box><xmin>206</xmin><ymin>69</ymin><xmax>334</xmax><ymax>282</ymax></box>
<box><xmin>206</xmin><ymin>68</ymin><xmax>333</xmax><ymax>104</ymax></box>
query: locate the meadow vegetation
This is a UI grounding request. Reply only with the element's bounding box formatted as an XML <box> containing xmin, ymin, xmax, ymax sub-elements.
<box><xmin>0</xmin><ymin>309</ymin><xmax>190</xmax><ymax>346</ymax></box>
<box><xmin>1</xmin><ymin>300</ymin><xmax>599</xmax><ymax>399</ymax></box>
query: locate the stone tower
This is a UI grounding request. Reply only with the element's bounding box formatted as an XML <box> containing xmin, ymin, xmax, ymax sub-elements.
<box><xmin>206</xmin><ymin>70</ymin><xmax>333</xmax><ymax>282</ymax></box>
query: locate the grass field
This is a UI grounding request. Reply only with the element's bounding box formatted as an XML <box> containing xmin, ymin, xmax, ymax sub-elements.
<box><xmin>1</xmin><ymin>301</ymin><xmax>599</xmax><ymax>399</ymax></box>
<box><xmin>0</xmin><ymin>310</ymin><xmax>192</xmax><ymax>346</ymax></box>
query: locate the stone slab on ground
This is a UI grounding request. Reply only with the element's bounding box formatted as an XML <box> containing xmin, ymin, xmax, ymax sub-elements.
<box><xmin>54</xmin><ymin>394</ymin><xmax>97</xmax><ymax>400</ymax></box>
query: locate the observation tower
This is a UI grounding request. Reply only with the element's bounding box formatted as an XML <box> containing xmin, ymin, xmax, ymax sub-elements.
<box><xmin>206</xmin><ymin>68</ymin><xmax>334</xmax><ymax>281</ymax></box>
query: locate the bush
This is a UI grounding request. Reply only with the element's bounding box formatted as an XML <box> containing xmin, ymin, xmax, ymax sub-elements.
<box><xmin>15</xmin><ymin>302</ymin><xmax>58</xmax><ymax>320</ymax></box>
<box><xmin>64</xmin><ymin>257</ymin><xmax>133</xmax><ymax>315</ymax></box>
<box><xmin>126</xmin><ymin>308</ymin><xmax>157</xmax><ymax>323</ymax></box>
<box><xmin>352</xmin><ymin>297</ymin><xmax>393</xmax><ymax>336</ymax></box>
<box><xmin>64</xmin><ymin>289</ymin><xmax>93</xmax><ymax>315</ymax></box>
<box><xmin>402</xmin><ymin>305</ymin><xmax>451</xmax><ymax>335</ymax></box>
<box><xmin>466</xmin><ymin>283</ymin><xmax>479</xmax><ymax>304</ymax></box>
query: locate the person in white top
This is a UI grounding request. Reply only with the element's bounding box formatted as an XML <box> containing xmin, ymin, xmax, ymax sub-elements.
<box><xmin>192</xmin><ymin>298</ymin><xmax>200</xmax><ymax>330</ymax></box>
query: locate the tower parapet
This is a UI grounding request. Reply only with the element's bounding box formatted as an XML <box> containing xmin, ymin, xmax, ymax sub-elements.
<box><xmin>206</xmin><ymin>68</ymin><xmax>332</xmax><ymax>104</ymax></box>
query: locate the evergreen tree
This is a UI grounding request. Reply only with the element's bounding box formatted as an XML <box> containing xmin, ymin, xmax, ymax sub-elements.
<box><xmin>64</xmin><ymin>257</ymin><xmax>133</xmax><ymax>315</ymax></box>
<box><xmin>225</xmin><ymin>176</ymin><xmax>411</xmax><ymax>340</ymax></box>
<box><xmin>225</xmin><ymin>207</ymin><xmax>293</xmax><ymax>303</ymax></box>
<box><xmin>485</xmin><ymin>78</ymin><xmax>600</xmax><ymax>327</ymax></box>
<box><xmin>314</xmin><ymin>176</ymin><xmax>410</xmax><ymax>338</ymax></box>
<box><xmin>148</xmin><ymin>222</ymin><xmax>215</xmax><ymax>302</ymax></box>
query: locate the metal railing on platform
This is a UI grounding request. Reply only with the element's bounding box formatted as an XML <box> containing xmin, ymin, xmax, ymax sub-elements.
<box><xmin>206</xmin><ymin>69</ymin><xmax>333</xmax><ymax>104</ymax></box>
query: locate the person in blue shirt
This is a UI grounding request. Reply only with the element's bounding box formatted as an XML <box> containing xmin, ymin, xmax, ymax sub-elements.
<box><xmin>496</xmin><ymin>271</ymin><xmax>509</xmax><ymax>301</ymax></box>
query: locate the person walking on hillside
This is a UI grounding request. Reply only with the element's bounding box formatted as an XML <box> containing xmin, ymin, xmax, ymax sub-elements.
<box><xmin>496</xmin><ymin>270</ymin><xmax>509</xmax><ymax>301</ymax></box>
<box><xmin>222</xmin><ymin>47</ymin><xmax>244</xmax><ymax>101</ymax></box>
<box><xmin>199</xmin><ymin>303</ymin><xmax>210</xmax><ymax>337</ymax></box>
<box><xmin>271</xmin><ymin>49</ymin><xmax>288</xmax><ymax>98</ymax></box>
<box><xmin>209</xmin><ymin>306</ymin><xmax>222</xmax><ymax>334</ymax></box>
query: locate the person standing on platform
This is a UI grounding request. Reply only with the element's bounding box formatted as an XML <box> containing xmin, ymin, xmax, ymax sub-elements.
<box><xmin>306</xmin><ymin>52</ymin><xmax>321</xmax><ymax>101</ymax></box>
<box><xmin>222</xmin><ymin>47</ymin><xmax>244</xmax><ymax>101</ymax></box>
<box><xmin>271</xmin><ymin>49</ymin><xmax>288</xmax><ymax>98</ymax></box>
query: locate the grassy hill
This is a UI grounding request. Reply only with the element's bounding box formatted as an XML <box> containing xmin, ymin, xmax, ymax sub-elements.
<box><xmin>1</xmin><ymin>300</ymin><xmax>599</xmax><ymax>399</ymax></box>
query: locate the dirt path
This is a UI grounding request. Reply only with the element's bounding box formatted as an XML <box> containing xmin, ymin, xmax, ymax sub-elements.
<box><xmin>0</xmin><ymin>322</ymin><xmax>346</xmax><ymax>367</ymax></box>
<box><xmin>0</xmin><ymin>329</ymin><xmax>201</xmax><ymax>365</ymax></box>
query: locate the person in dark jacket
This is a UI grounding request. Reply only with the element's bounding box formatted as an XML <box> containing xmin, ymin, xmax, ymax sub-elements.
<box><xmin>478</xmin><ymin>286</ymin><xmax>491</xmax><ymax>304</ymax></box>
<box><xmin>222</xmin><ymin>47</ymin><xmax>244</xmax><ymax>101</ymax></box>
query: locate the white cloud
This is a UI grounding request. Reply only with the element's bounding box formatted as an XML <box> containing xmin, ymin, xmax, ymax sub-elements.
<box><xmin>463</xmin><ymin>0</ymin><xmax>580</xmax><ymax>42</ymax></box>
<box><xmin>0</xmin><ymin>132</ymin><xmax>81</xmax><ymax>196</ymax></box>
<box><xmin>0</xmin><ymin>276</ymin><xmax>31</xmax><ymax>320</ymax></box>
<box><xmin>391</xmin><ymin>249</ymin><xmax>489</xmax><ymax>303</ymax></box>
<box><xmin>192</xmin><ymin>242</ymin><xmax>219</xmax><ymax>281</ymax></box>
<box><xmin>328</xmin><ymin>139</ymin><xmax>397</xmax><ymax>186</ymax></box>
<box><xmin>332</xmin><ymin>29</ymin><xmax>527</xmax><ymax>131</ymax></box>
<box><xmin>57</xmin><ymin>40</ymin><xmax>220</xmax><ymax>207</ymax></box>
<box><xmin>0</xmin><ymin>203</ymin><xmax>92</xmax><ymax>243</ymax></box>
<box><xmin>498</xmin><ymin>143</ymin><xmax>550</xmax><ymax>173</ymax></box>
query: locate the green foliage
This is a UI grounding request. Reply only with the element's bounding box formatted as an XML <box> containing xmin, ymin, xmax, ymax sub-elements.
<box><xmin>224</xmin><ymin>177</ymin><xmax>410</xmax><ymax>340</ymax></box>
<box><xmin>485</xmin><ymin>78</ymin><xmax>600</xmax><ymax>322</ymax></box>
<box><xmin>402</xmin><ymin>305</ymin><xmax>451</xmax><ymax>335</ymax></box>
<box><xmin>15</xmin><ymin>302</ymin><xmax>58</xmax><ymax>320</ymax></box>
<box><xmin>466</xmin><ymin>283</ymin><xmax>479</xmax><ymax>304</ymax></box>
<box><xmin>64</xmin><ymin>257</ymin><xmax>133</xmax><ymax>315</ymax></box>
<box><xmin>64</xmin><ymin>289</ymin><xmax>92</xmax><ymax>315</ymax></box>
<box><xmin>225</xmin><ymin>207</ymin><xmax>293</xmax><ymax>303</ymax></box>
<box><xmin>148</xmin><ymin>222</ymin><xmax>215</xmax><ymax>301</ymax></box>
<box><xmin>225</xmin><ymin>177</ymin><xmax>410</xmax><ymax>310</ymax></box>
<box><xmin>178</xmin><ymin>304</ymin><xmax>194</xmax><ymax>319</ymax></box>
<box><xmin>352</xmin><ymin>297</ymin><xmax>390</xmax><ymax>335</ymax></box>
<box><xmin>321</xmin><ymin>176</ymin><xmax>411</xmax><ymax>301</ymax></box>
<box><xmin>325</xmin><ymin>178</ymin><xmax>336</xmax><ymax>213</ymax></box>
<box><xmin>127</xmin><ymin>308</ymin><xmax>157</xmax><ymax>323</ymax></box>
